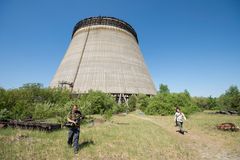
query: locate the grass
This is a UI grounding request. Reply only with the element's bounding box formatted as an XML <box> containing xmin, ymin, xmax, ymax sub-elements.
<box><xmin>0</xmin><ymin>111</ymin><xmax>239</xmax><ymax>160</ymax></box>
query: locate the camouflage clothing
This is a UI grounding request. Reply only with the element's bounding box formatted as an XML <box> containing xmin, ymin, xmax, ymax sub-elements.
<box><xmin>67</xmin><ymin>110</ymin><xmax>83</xmax><ymax>127</ymax></box>
<box><xmin>67</xmin><ymin>110</ymin><xmax>83</xmax><ymax>153</ymax></box>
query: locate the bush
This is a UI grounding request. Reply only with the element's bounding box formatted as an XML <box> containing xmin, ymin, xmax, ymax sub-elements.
<box><xmin>0</xmin><ymin>83</ymin><xmax>71</xmax><ymax>120</ymax></box>
<box><xmin>0</xmin><ymin>108</ymin><xmax>11</xmax><ymax>121</ymax></box>
<box><xmin>103</xmin><ymin>109</ymin><xmax>113</xmax><ymax>121</ymax></box>
<box><xmin>11</xmin><ymin>100</ymin><xmax>33</xmax><ymax>120</ymax></box>
<box><xmin>128</xmin><ymin>95</ymin><xmax>137</xmax><ymax>112</ymax></box>
<box><xmin>145</xmin><ymin>94</ymin><xmax>172</xmax><ymax>115</ymax></box>
<box><xmin>192</xmin><ymin>96</ymin><xmax>218</xmax><ymax>110</ymax></box>
<box><xmin>112</xmin><ymin>103</ymin><xmax>127</xmax><ymax>114</ymax></box>
<box><xmin>78</xmin><ymin>90</ymin><xmax>117</xmax><ymax>116</ymax></box>
<box><xmin>136</xmin><ymin>94</ymin><xmax>150</xmax><ymax>112</ymax></box>
<box><xmin>144</xmin><ymin>92</ymin><xmax>199</xmax><ymax>116</ymax></box>
<box><xmin>4</xmin><ymin>83</ymin><xmax>239</xmax><ymax>121</ymax></box>
<box><xmin>32</xmin><ymin>103</ymin><xmax>53</xmax><ymax>120</ymax></box>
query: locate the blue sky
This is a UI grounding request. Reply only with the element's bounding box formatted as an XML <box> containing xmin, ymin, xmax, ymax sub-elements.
<box><xmin>0</xmin><ymin>0</ymin><xmax>239</xmax><ymax>97</ymax></box>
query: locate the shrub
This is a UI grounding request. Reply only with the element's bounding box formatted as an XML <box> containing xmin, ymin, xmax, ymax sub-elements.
<box><xmin>192</xmin><ymin>96</ymin><xmax>217</xmax><ymax>110</ymax></box>
<box><xmin>32</xmin><ymin>103</ymin><xmax>53</xmax><ymax>120</ymax></box>
<box><xmin>136</xmin><ymin>94</ymin><xmax>150</xmax><ymax>112</ymax></box>
<box><xmin>5</xmin><ymin>83</ymin><xmax>240</xmax><ymax>120</ymax></box>
<box><xmin>0</xmin><ymin>108</ymin><xmax>11</xmax><ymax>121</ymax></box>
<box><xmin>128</xmin><ymin>95</ymin><xmax>137</xmax><ymax>112</ymax></box>
<box><xmin>78</xmin><ymin>90</ymin><xmax>117</xmax><ymax>116</ymax></box>
<box><xmin>112</xmin><ymin>103</ymin><xmax>127</xmax><ymax>114</ymax></box>
<box><xmin>11</xmin><ymin>100</ymin><xmax>33</xmax><ymax>120</ymax></box>
<box><xmin>103</xmin><ymin>109</ymin><xmax>113</xmax><ymax>121</ymax></box>
<box><xmin>144</xmin><ymin>92</ymin><xmax>199</xmax><ymax>116</ymax></box>
<box><xmin>145</xmin><ymin>94</ymin><xmax>172</xmax><ymax>115</ymax></box>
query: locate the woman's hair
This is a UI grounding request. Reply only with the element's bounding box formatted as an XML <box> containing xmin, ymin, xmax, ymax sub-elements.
<box><xmin>72</xmin><ymin>104</ymin><xmax>78</xmax><ymax>108</ymax></box>
<box><xmin>176</xmin><ymin>106</ymin><xmax>180</xmax><ymax>111</ymax></box>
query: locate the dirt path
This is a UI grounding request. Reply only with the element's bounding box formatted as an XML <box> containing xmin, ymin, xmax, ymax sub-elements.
<box><xmin>130</xmin><ymin>114</ymin><xmax>239</xmax><ymax>160</ymax></box>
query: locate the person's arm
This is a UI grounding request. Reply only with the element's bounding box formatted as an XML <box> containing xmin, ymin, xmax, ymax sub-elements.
<box><xmin>67</xmin><ymin>117</ymin><xmax>76</xmax><ymax>124</ymax></box>
<box><xmin>174</xmin><ymin>113</ymin><xmax>177</xmax><ymax>122</ymax></box>
<box><xmin>183</xmin><ymin>113</ymin><xmax>187</xmax><ymax>120</ymax></box>
<box><xmin>67</xmin><ymin>113</ymin><xmax>76</xmax><ymax>124</ymax></box>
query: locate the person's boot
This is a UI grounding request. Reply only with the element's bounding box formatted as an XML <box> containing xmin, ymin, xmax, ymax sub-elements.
<box><xmin>74</xmin><ymin>149</ymin><xmax>78</xmax><ymax>154</ymax></box>
<box><xmin>180</xmin><ymin>129</ymin><xmax>184</xmax><ymax>135</ymax></box>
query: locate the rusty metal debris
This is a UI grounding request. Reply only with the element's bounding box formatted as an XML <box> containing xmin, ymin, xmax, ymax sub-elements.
<box><xmin>0</xmin><ymin>120</ymin><xmax>61</xmax><ymax>132</ymax></box>
<box><xmin>216</xmin><ymin>123</ymin><xmax>239</xmax><ymax>132</ymax></box>
<box><xmin>215</xmin><ymin>110</ymin><xmax>238</xmax><ymax>115</ymax></box>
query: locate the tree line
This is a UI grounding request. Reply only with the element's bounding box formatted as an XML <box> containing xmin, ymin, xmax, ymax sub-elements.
<box><xmin>0</xmin><ymin>83</ymin><xmax>239</xmax><ymax>122</ymax></box>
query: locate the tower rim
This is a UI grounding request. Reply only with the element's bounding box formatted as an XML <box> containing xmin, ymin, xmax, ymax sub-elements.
<box><xmin>72</xmin><ymin>16</ymin><xmax>139</xmax><ymax>43</ymax></box>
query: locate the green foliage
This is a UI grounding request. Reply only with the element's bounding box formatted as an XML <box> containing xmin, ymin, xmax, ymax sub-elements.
<box><xmin>78</xmin><ymin>90</ymin><xmax>117</xmax><ymax>116</ymax></box>
<box><xmin>0</xmin><ymin>83</ymin><xmax>71</xmax><ymax>120</ymax></box>
<box><xmin>159</xmin><ymin>84</ymin><xmax>170</xmax><ymax>94</ymax></box>
<box><xmin>192</xmin><ymin>96</ymin><xmax>218</xmax><ymax>110</ymax></box>
<box><xmin>136</xmin><ymin>94</ymin><xmax>150</xmax><ymax>112</ymax></box>
<box><xmin>192</xmin><ymin>97</ymin><xmax>208</xmax><ymax>109</ymax></box>
<box><xmin>206</xmin><ymin>96</ymin><xmax>218</xmax><ymax>110</ymax></box>
<box><xmin>112</xmin><ymin>103</ymin><xmax>127</xmax><ymax>114</ymax></box>
<box><xmin>144</xmin><ymin>92</ymin><xmax>199</xmax><ymax>116</ymax></box>
<box><xmin>32</xmin><ymin>103</ymin><xmax>53</xmax><ymax>120</ymax></box>
<box><xmin>1</xmin><ymin>82</ymin><xmax>239</xmax><ymax>121</ymax></box>
<box><xmin>183</xmin><ymin>89</ymin><xmax>191</xmax><ymax>98</ymax></box>
<box><xmin>128</xmin><ymin>95</ymin><xmax>137</xmax><ymax>112</ymax></box>
<box><xmin>0</xmin><ymin>84</ymin><xmax>119</xmax><ymax>122</ymax></box>
<box><xmin>0</xmin><ymin>108</ymin><xmax>11</xmax><ymax>121</ymax></box>
<box><xmin>0</xmin><ymin>88</ymin><xmax>7</xmax><ymax>110</ymax></box>
<box><xmin>103</xmin><ymin>109</ymin><xmax>113</xmax><ymax>121</ymax></box>
<box><xmin>218</xmin><ymin>85</ymin><xmax>240</xmax><ymax>113</ymax></box>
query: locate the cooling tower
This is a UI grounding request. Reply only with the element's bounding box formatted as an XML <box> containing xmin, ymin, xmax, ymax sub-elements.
<box><xmin>50</xmin><ymin>16</ymin><xmax>156</xmax><ymax>97</ymax></box>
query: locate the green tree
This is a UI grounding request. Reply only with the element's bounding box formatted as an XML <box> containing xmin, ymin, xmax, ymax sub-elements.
<box><xmin>0</xmin><ymin>87</ymin><xmax>7</xmax><ymax>110</ymax></box>
<box><xmin>159</xmin><ymin>84</ymin><xmax>170</xmax><ymax>94</ymax></box>
<box><xmin>206</xmin><ymin>96</ymin><xmax>217</xmax><ymax>110</ymax></box>
<box><xmin>218</xmin><ymin>85</ymin><xmax>240</xmax><ymax>113</ymax></box>
<box><xmin>192</xmin><ymin>97</ymin><xmax>208</xmax><ymax>109</ymax></box>
<box><xmin>184</xmin><ymin>89</ymin><xmax>190</xmax><ymax>98</ymax></box>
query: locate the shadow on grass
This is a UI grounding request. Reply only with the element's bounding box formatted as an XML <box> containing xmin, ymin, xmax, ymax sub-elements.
<box><xmin>115</xmin><ymin>122</ymin><xmax>129</xmax><ymax>125</ymax></box>
<box><xmin>176</xmin><ymin>130</ymin><xmax>188</xmax><ymax>135</ymax></box>
<box><xmin>110</xmin><ymin>121</ymin><xmax>129</xmax><ymax>125</ymax></box>
<box><xmin>79</xmin><ymin>140</ymin><xmax>94</xmax><ymax>150</ymax></box>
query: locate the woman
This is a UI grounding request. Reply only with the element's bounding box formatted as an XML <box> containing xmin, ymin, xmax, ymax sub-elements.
<box><xmin>174</xmin><ymin>108</ymin><xmax>187</xmax><ymax>134</ymax></box>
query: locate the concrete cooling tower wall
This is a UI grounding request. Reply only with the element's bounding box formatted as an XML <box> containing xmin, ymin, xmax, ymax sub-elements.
<box><xmin>50</xmin><ymin>16</ymin><xmax>156</xmax><ymax>97</ymax></box>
